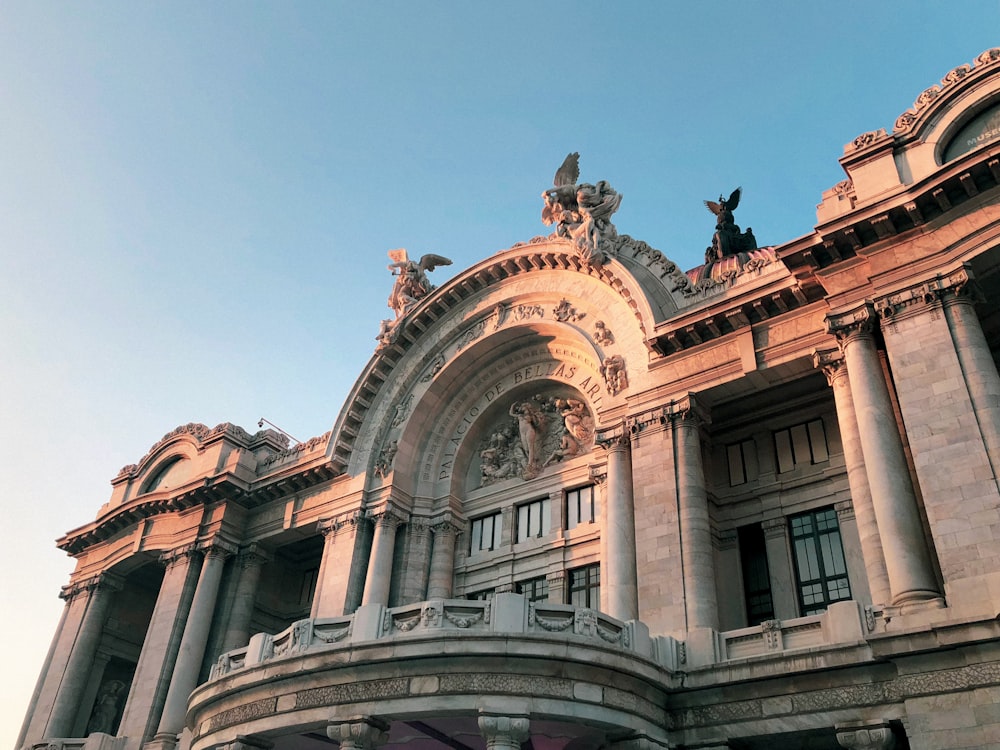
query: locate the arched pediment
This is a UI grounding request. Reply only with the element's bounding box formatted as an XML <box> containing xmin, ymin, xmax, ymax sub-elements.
<box><xmin>328</xmin><ymin>238</ymin><xmax>689</xmax><ymax>478</ymax></box>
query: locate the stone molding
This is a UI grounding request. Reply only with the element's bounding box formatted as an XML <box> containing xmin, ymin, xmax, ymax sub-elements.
<box><xmin>59</xmin><ymin>571</ymin><xmax>125</xmax><ymax>602</ymax></box>
<box><xmin>874</xmin><ymin>265</ymin><xmax>982</xmax><ymax>324</ymax></box>
<box><xmin>760</xmin><ymin>518</ymin><xmax>788</xmax><ymax>540</ymax></box>
<box><xmin>835</xmin><ymin>500</ymin><xmax>856</xmax><ymax>522</ymax></box>
<box><xmin>367</xmin><ymin>506</ymin><xmax>410</xmax><ymax>529</ymax></box>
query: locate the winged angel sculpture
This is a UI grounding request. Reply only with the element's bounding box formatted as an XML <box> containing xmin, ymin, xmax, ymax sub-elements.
<box><xmin>541</xmin><ymin>152</ymin><xmax>622</xmax><ymax>267</ymax></box>
<box><xmin>704</xmin><ymin>187</ymin><xmax>757</xmax><ymax>262</ymax></box>
<box><xmin>377</xmin><ymin>248</ymin><xmax>452</xmax><ymax>350</ymax></box>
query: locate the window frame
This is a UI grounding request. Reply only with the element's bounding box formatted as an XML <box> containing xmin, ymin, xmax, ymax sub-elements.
<box><xmin>565</xmin><ymin>485</ymin><xmax>598</xmax><ymax>531</ymax></box>
<box><xmin>515</xmin><ymin>497</ymin><xmax>551</xmax><ymax>543</ymax></box>
<box><xmin>789</xmin><ymin>506</ymin><xmax>852</xmax><ymax>615</ymax></box>
<box><xmin>469</xmin><ymin>511</ymin><xmax>502</xmax><ymax>554</ymax></box>
<box><xmin>566</xmin><ymin>563</ymin><xmax>600</xmax><ymax>609</ymax></box>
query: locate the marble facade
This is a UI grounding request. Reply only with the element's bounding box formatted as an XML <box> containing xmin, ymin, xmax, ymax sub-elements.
<box><xmin>18</xmin><ymin>49</ymin><xmax>1000</xmax><ymax>750</ymax></box>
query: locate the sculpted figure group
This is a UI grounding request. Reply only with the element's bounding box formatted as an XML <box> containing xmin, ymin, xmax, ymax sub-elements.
<box><xmin>542</xmin><ymin>152</ymin><xmax>622</xmax><ymax>267</ymax></box>
<box><xmin>480</xmin><ymin>395</ymin><xmax>595</xmax><ymax>484</ymax></box>
<box><xmin>704</xmin><ymin>187</ymin><xmax>757</xmax><ymax>263</ymax></box>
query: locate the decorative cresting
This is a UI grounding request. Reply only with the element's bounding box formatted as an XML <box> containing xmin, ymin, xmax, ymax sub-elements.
<box><xmin>825</xmin><ymin>303</ymin><xmax>941</xmax><ymax>606</ymax></box>
<box><xmin>114</xmin><ymin>422</ymin><xmax>289</xmax><ymax>481</ymax></box>
<box><xmin>892</xmin><ymin>47</ymin><xmax>1000</xmax><ymax>135</ymax></box>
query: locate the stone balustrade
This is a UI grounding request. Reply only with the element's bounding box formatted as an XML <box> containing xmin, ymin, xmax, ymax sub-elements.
<box><xmin>209</xmin><ymin>596</ymin><xmax>871</xmax><ymax>683</ymax></box>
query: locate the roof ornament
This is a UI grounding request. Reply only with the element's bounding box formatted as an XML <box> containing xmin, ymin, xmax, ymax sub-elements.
<box><xmin>704</xmin><ymin>187</ymin><xmax>757</xmax><ymax>264</ymax></box>
<box><xmin>377</xmin><ymin>248</ymin><xmax>452</xmax><ymax>350</ymax></box>
<box><xmin>541</xmin><ymin>152</ymin><xmax>622</xmax><ymax>268</ymax></box>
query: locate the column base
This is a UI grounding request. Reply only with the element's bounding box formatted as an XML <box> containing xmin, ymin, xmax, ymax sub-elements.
<box><xmin>889</xmin><ymin>589</ymin><xmax>944</xmax><ymax>608</ymax></box>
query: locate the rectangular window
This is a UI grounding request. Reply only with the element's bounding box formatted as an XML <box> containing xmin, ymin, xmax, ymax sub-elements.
<box><xmin>470</xmin><ymin>512</ymin><xmax>502</xmax><ymax>554</ymax></box>
<box><xmin>738</xmin><ymin>524</ymin><xmax>774</xmax><ymax>626</ymax></box>
<box><xmin>299</xmin><ymin>567</ymin><xmax>319</xmax><ymax>607</ymax></box>
<box><xmin>789</xmin><ymin>507</ymin><xmax>852</xmax><ymax>615</ymax></box>
<box><xmin>727</xmin><ymin>439</ymin><xmax>758</xmax><ymax>486</ymax></box>
<box><xmin>567</xmin><ymin>563</ymin><xmax>600</xmax><ymax>608</ymax></box>
<box><xmin>467</xmin><ymin>588</ymin><xmax>495</xmax><ymax>601</ymax></box>
<box><xmin>565</xmin><ymin>485</ymin><xmax>598</xmax><ymax>530</ymax></box>
<box><xmin>515</xmin><ymin>576</ymin><xmax>549</xmax><ymax>602</ymax></box>
<box><xmin>774</xmin><ymin>419</ymin><xmax>828</xmax><ymax>473</ymax></box>
<box><xmin>516</xmin><ymin>498</ymin><xmax>551</xmax><ymax>543</ymax></box>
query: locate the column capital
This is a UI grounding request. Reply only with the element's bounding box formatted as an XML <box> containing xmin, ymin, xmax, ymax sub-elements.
<box><xmin>761</xmin><ymin>517</ymin><xmax>788</xmax><ymax>539</ymax></box>
<box><xmin>826</xmin><ymin>302</ymin><xmax>878</xmax><ymax>345</ymax></box>
<box><xmin>671</xmin><ymin>394</ymin><xmax>711</xmax><ymax>426</ymax></box>
<box><xmin>218</xmin><ymin>736</ymin><xmax>274</xmax><ymax>750</ymax></box>
<box><xmin>478</xmin><ymin>715</ymin><xmax>530</xmax><ymax>747</ymax></box>
<box><xmin>713</xmin><ymin>528</ymin><xmax>739</xmax><ymax>551</ymax></box>
<box><xmin>589</xmin><ymin>462</ymin><xmax>607</xmax><ymax>486</ymax></box>
<box><xmin>159</xmin><ymin>543</ymin><xmax>199</xmax><ymax>569</ymax></box>
<box><xmin>368</xmin><ymin>506</ymin><xmax>409</xmax><ymax>529</ymax></box>
<box><xmin>596</xmin><ymin>423</ymin><xmax>631</xmax><ymax>452</ymax></box>
<box><xmin>835</xmin><ymin>499</ymin><xmax>856</xmax><ymax>522</ymax></box>
<box><xmin>874</xmin><ymin>264</ymin><xmax>982</xmax><ymax>321</ymax></box>
<box><xmin>836</xmin><ymin>722</ymin><xmax>896</xmax><ymax>749</ymax></box>
<box><xmin>199</xmin><ymin>537</ymin><xmax>239</xmax><ymax>560</ymax></box>
<box><xmin>59</xmin><ymin>571</ymin><xmax>125</xmax><ymax>602</ymax></box>
<box><xmin>408</xmin><ymin>518</ymin><xmax>430</xmax><ymax>538</ymax></box>
<box><xmin>813</xmin><ymin>347</ymin><xmax>847</xmax><ymax>386</ymax></box>
<box><xmin>431</xmin><ymin>517</ymin><xmax>460</xmax><ymax>536</ymax></box>
<box><xmin>327</xmin><ymin>716</ymin><xmax>391</xmax><ymax>750</ymax></box>
<box><xmin>237</xmin><ymin>543</ymin><xmax>271</xmax><ymax>569</ymax></box>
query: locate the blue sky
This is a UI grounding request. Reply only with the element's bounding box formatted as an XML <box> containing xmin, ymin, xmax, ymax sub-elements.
<box><xmin>1</xmin><ymin>3</ymin><xmax>997</xmax><ymax>742</ymax></box>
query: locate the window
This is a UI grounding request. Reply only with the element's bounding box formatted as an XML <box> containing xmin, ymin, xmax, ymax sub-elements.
<box><xmin>790</xmin><ymin>507</ymin><xmax>852</xmax><ymax>615</ymax></box>
<box><xmin>774</xmin><ymin>419</ymin><xmax>828</xmax><ymax>473</ymax></box>
<box><xmin>516</xmin><ymin>498</ymin><xmax>550</xmax><ymax>543</ymax></box>
<box><xmin>567</xmin><ymin>564</ymin><xmax>600</xmax><ymax>608</ymax></box>
<box><xmin>515</xmin><ymin>576</ymin><xmax>549</xmax><ymax>602</ymax></box>
<box><xmin>299</xmin><ymin>567</ymin><xmax>319</xmax><ymax>607</ymax></box>
<box><xmin>565</xmin><ymin>485</ymin><xmax>598</xmax><ymax>530</ymax></box>
<box><xmin>738</xmin><ymin>524</ymin><xmax>774</xmax><ymax>626</ymax></box>
<box><xmin>467</xmin><ymin>588</ymin><xmax>495</xmax><ymax>601</ymax></box>
<box><xmin>727</xmin><ymin>439</ymin><xmax>758</xmax><ymax>486</ymax></box>
<box><xmin>470</xmin><ymin>512</ymin><xmax>502</xmax><ymax>554</ymax></box>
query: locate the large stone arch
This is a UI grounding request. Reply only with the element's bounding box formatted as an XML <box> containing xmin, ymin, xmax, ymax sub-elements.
<box><xmin>335</xmin><ymin>242</ymin><xmax>673</xmax><ymax>493</ymax></box>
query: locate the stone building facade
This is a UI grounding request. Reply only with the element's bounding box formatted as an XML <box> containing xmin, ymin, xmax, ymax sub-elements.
<box><xmin>18</xmin><ymin>49</ymin><xmax>1000</xmax><ymax>750</ymax></box>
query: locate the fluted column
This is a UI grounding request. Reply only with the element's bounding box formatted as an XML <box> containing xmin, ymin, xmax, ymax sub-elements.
<box><xmin>427</xmin><ymin>519</ymin><xmax>458</xmax><ymax>599</ymax></box>
<box><xmin>150</xmin><ymin>541</ymin><xmax>233</xmax><ymax>747</ymax></box>
<box><xmin>220</xmin><ymin>545</ymin><xmax>268</xmax><ymax>652</ymax></box>
<box><xmin>362</xmin><ymin>508</ymin><xmax>406</xmax><ymax>606</ymax></box>
<box><xmin>940</xmin><ymin>272</ymin><xmax>1000</xmax><ymax>486</ymax></box>
<box><xmin>328</xmin><ymin>716</ymin><xmax>390</xmax><ymax>750</ymax></box>
<box><xmin>827</xmin><ymin>305</ymin><xmax>939</xmax><ymax>605</ymax></box>
<box><xmin>600</xmin><ymin>431</ymin><xmax>638</xmax><ymax>620</ymax></box>
<box><xmin>478</xmin><ymin>715</ymin><xmax>530</xmax><ymax>750</ymax></box>
<box><xmin>674</xmin><ymin>396</ymin><xmax>719</xmax><ymax>630</ymax></box>
<box><xmin>45</xmin><ymin>573</ymin><xmax>123</xmax><ymax>738</ymax></box>
<box><xmin>816</xmin><ymin>349</ymin><xmax>891</xmax><ymax>606</ymax></box>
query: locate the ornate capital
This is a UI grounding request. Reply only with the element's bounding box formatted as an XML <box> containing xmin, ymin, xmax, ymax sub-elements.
<box><xmin>327</xmin><ymin>716</ymin><xmax>390</xmax><ymax>750</ymax></box>
<box><xmin>159</xmin><ymin>543</ymin><xmax>198</xmax><ymax>570</ymax></box>
<box><xmin>813</xmin><ymin>347</ymin><xmax>846</xmax><ymax>387</ymax></box>
<box><xmin>431</xmin><ymin>518</ymin><xmax>459</xmax><ymax>538</ymax></box>
<box><xmin>369</xmin><ymin>506</ymin><xmax>408</xmax><ymax>529</ymax></box>
<box><xmin>671</xmin><ymin>394</ymin><xmax>711</xmax><ymax>427</ymax></box>
<box><xmin>478</xmin><ymin>715</ymin><xmax>530</xmax><ymax>749</ymax></box>
<box><xmin>873</xmin><ymin>266</ymin><xmax>982</xmax><ymax>321</ymax></box>
<box><xmin>237</xmin><ymin>543</ymin><xmax>270</xmax><ymax>569</ymax></box>
<box><xmin>761</xmin><ymin>517</ymin><xmax>788</xmax><ymax>540</ymax></box>
<box><xmin>826</xmin><ymin>303</ymin><xmax>877</xmax><ymax>346</ymax></box>
<box><xmin>836</xmin><ymin>723</ymin><xmax>896</xmax><ymax>750</ymax></box>
<box><xmin>60</xmin><ymin>571</ymin><xmax>125</xmax><ymax>601</ymax></box>
<box><xmin>199</xmin><ymin>537</ymin><xmax>238</xmax><ymax>560</ymax></box>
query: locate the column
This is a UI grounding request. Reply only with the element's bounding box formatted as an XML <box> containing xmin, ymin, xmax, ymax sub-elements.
<box><xmin>427</xmin><ymin>519</ymin><xmax>458</xmax><ymax>599</ymax></box>
<box><xmin>150</xmin><ymin>541</ymin><xmax>233</xmax><ymax>748</ymax></box>
<box><xmin>713</xmin><ymin>529</ymin><xmax>742</xmax><ymax>630</ymax></box>
<box><xmin>816</xmin><ymin>350</ymin><xmax>891</xmax><ymax>606</ymax></box>
<box><xmin>45</xmin><ymin>573</ymin><xmax>123</xmax><ymax>738</ymax></box>
<box><xmin>117</xmin><ymin>546</ymin><xmax>200</xmax><ymax>746</ymax></box>
<box><xmin>220</xmin><ymin>545</ymin><xmax>268</xmax><ymax>652</ymax></box>
<box><xmin>478</xmin><ymin>715</ymin><xmax>530</xmax><ymax>750</ymax></box>
<box><xmin>400</xmin><ymin>521</ymin><xmax>431</xmax><ymax>603</ymax></box>
<box><xmin>361</xmin><ymin>508</ymin><xmax>406</xmax><ymax>606</ymax></box>
<box><xmin>327</xmin><ymin>716</ymin><xmax>390</xmax><ymax>750</ymax></box>
<box><xmin>827</xmin><ymin>305</ymin><xmax>939</xmax><ymax>605</ymax></box>
<box><xmin>761</xmin><ymin>518</ymin><xmax>798</xmax><ymax>620</ymax></box>
<box><xmin>941</xmin><ymin>273</ymin><xmax>1000</xmax><ymax>485</ymax></box>
<box><xmin>601</xmin><ymin>432</ymin><xmax>639</xmax><ymax>621</ymax></box>
<box><xmin>674</xmin><ymin>396</ymin><xmax>719</xmax><ymax>631</ymax></box>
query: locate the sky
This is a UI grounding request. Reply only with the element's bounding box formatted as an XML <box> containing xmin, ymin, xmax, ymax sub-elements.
<box><xmin>1</xmin><ymin>2</ymin><xmax>997</xmax><ymax>744</ymax></box>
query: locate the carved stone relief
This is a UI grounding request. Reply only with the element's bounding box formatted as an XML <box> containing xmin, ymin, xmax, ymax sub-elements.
<box><xmin>476</xmin><ymin>391</ymin><xmax>595</xmax><ymax>485</ymax></box>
